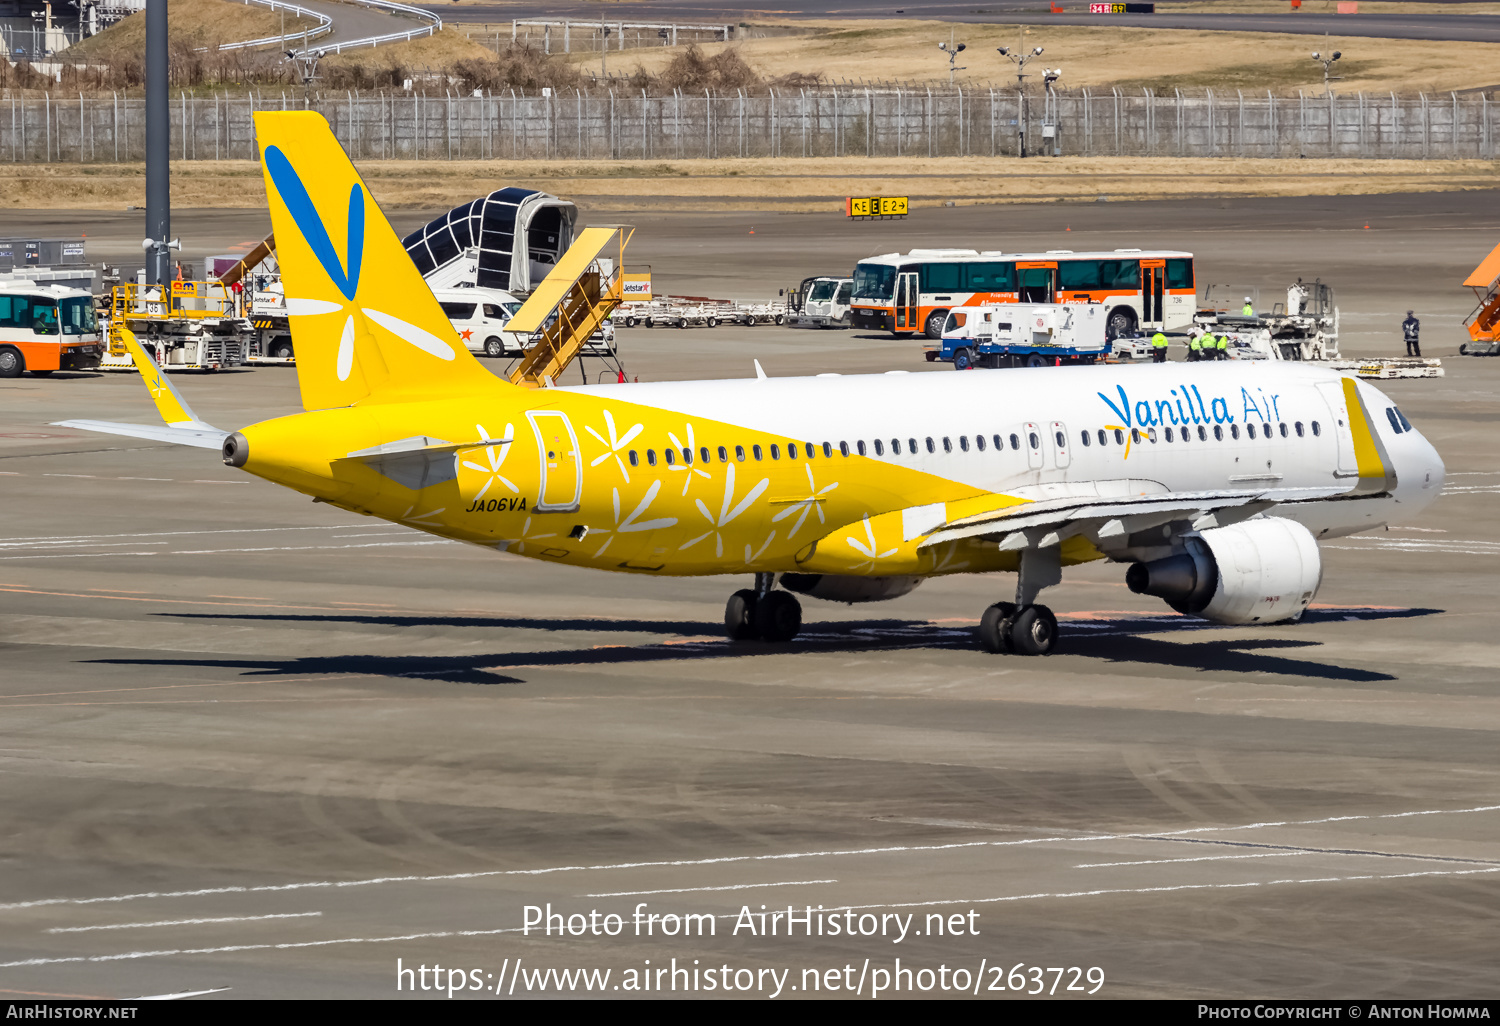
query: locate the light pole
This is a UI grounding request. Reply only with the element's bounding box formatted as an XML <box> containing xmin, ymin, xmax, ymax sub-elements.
<box><xmin>1311</xmin><ymin>50</ymin><xmax>1341</xmax><ymax>95</ymax></box>
<box><xmin>1041</xmin><ymin>67</ymin><xmax>1062</xmax><ymax>156</ymax></box>
<box><xmin>938</xmin><ymin>40</ymin><xmax>966</xmax><ymax>86</ymax></box>
<box><xmin>997</xmin><ymin>44</ymin><xmax>1044</xmax><ymax>157</ymax></box>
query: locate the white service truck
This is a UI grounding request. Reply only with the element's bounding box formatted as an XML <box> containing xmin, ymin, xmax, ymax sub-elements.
<box><xmin>937</xmin><ymin>302</ymin><xmax>1109</xmax><ymax>369</ymax></box>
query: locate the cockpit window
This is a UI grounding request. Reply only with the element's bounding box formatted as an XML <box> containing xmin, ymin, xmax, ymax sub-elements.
<box><xmin>1385</xmin><ymin>408</ymin><xmax>1406</xmax><ymax>434</ymax></box>
<box><xmin>1394</xmin><ymin>407</ymin><xmax>1412</xmax><ymax>432</ymax></box>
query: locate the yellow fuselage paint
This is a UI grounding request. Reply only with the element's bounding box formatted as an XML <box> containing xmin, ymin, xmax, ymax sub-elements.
<box><xmin>238</xmin><ymin>385</ymin><xmax>1084</xmax><ymax>579</ymax></box>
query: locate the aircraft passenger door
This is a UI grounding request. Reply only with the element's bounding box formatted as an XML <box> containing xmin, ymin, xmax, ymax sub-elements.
<box><xmin>1141</xmin><ymin>260</ymin><xmax>1166</xmax><ymax>327</ymax></box>
<box><xmin>1049</xmin><ymin>421</ymin><xmax>1071</xmax><ymax>469</ymax></box>
<box><xmin>895</xmin><ymin>270</ymin><xmax>919</xmax><ymax>331</ymax></box>
<box><xmin>1022</xmin><ymin>422</ymin><xmax>1045</xmax><ymax>470</ymax></box>
<box><xmin>527</xmin><ymin>410</ymin><xmax>582</xmax><ymax>512</ymax></box>
<box><xmin>1314</xmin><ymin>381</ymin><xmax>1360</xmax><ymax>476</ymax></box>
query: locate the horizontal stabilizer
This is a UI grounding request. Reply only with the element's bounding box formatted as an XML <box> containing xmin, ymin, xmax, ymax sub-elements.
<box><xmin>333</xmin><ymin>434</ymin><xmax>511</xmax><ymax>492</ymax></box>
<box><xmin>54</xmin><ymin>419</ymin><xmax>229</xmax><ymax>450</ymax></box>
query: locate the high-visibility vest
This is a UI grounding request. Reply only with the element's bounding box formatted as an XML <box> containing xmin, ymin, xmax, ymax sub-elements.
<box><xmin>1242</xmin><ymin>303</ymin><xmax>1254</xmax><ymax>316</ymax></box>
<box><xmin>1217</xmin><ymin>334</ymin><xmax>1229</xmax><ymax>349</ymax></box>
<box><xmin>1189</xmin><ymin>335</ymin><xmax>1202</xmax><ymax>350</ymax></box>
<box><xmin>1151</xmin><ymin>332</ymin><xmax>1169</xmax><ymax>348</ymax></box>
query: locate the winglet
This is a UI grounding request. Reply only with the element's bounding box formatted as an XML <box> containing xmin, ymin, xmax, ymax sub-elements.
<box><xmin>754</xmin><ymin>359</ymin><xmax>767</xmax><ymax>380</ymax></box>
<box><xmin>118</xmin><ymin>326</ymin><xmax>216</xmax><ymax>429</ymax></box>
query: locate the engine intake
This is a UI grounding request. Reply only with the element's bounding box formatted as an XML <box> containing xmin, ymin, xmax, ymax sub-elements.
<box><xmin>779</xmin><ymin>573</ymin><xmax>923</xmax><ymax>604</ymax></box>
<box><xmin>1127</xmin><ymin>517</ymin><xmax>1322</xmax><ymax>625</ymax></box>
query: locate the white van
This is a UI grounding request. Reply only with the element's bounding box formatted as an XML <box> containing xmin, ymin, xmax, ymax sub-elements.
<box><xmin>433</xmin><ymin>286</ymin><xmax>525</xmax><ymax>358</ymax></box>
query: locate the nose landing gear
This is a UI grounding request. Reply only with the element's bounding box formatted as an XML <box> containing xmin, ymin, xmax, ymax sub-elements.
<box><xmin>725</xmin><ymin>573</ymin><xmax>803</xmax><ymax>643</ymax></box>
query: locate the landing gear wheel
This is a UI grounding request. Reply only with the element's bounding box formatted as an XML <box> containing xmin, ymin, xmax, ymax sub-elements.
<box><xmin>952</xmin><ymin>347</ymin><xmax>973</xmax><ymax>371</ymax></box>
<box><xmin>483</xmin><ymin>336</ymin><xmax>504</xmax><ymax>358</ymax></box>
<box><xmin>978</xmin><ymin>602</ymin><xmax>1018</xmax><ymax>653</ymax></box>
<box><xmin>753</xmin><ymin>590</ymin><xmax>801</xmax><ymax>642</ymax></box>
<box><xmin>725</xmin><ymin>589</ymin><xmax>760</xmax><ymax>641</ymax></box>
<box><xmin>1007</xmin><ymin>604</ymin><xmax>1057</xmax><ymax>656</ymax></box>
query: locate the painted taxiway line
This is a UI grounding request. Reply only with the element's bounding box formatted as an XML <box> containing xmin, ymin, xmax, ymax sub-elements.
<box><xmin>5</xmin><ymin>865</ymin><xmax>1500</xmax><ymax>971</ymax></box>
<box><xmin>48</xmin><ymin>912</ymin><xmax>323</xmax><ymax>933</ymax></box>
<box><xmin>3</xmin><ymin>804</ymin><xmax>1495</xmax><ymax>913</ymax></box>
<box><xmin>584</xmin><ymin>879</ymin><xmax>838</xmax><ymax>898</ymax></box>
<box><xmin>1075</xmin><ymin>852</ymin><xmax>1308</xmax><ymax>869</ymax></box>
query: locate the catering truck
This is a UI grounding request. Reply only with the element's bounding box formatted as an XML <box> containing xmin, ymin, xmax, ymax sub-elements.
<box><xmin>936</xmin><ymin>302</ymin><xmax>1108</xmax><ymax>369</ymax></box>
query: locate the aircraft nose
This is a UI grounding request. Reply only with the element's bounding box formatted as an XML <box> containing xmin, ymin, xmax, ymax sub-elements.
<box><xmin>1402</xmin><ymin>428</ymin><xmax>1445</xmax><ymax>505</ymax></box>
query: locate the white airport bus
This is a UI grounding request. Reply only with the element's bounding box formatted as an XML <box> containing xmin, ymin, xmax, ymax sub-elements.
<box><xmin>849</xmin><ymin>248</ymin><xmax>1197</xmax><ymax>341</ymax></box>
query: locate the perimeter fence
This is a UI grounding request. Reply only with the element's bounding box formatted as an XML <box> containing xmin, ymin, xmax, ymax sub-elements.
<box><xmin>4</xmin><ymin>86</ymin><xmax>1496</xmax><ymax>163</ymax></box>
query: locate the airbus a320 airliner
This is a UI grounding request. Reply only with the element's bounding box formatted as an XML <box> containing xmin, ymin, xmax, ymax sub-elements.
<box><xmin>62</xmin><ymin>112</ymin><xmax>1446</xmax><ymax>655</ymax></box>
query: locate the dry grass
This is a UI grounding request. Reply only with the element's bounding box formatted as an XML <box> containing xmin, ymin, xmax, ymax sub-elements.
<box><xmin>319</xmin><ymin>26</ymin><xmax>499</xmax><ymax>74</ymax></box>
<box><xmin>67</xmin><ymin>0</ymin><xmax>319</xmax><ymax>55</ymax></box>
<box><xmin>564</xmin><ymin>19</ymin><xmax>1500</xmax><ymax>95</ymax></box>
<box><xmin>2</xmin><ymin>157</ymin><xmax>1494</xmax><ymax>212</ymax></box>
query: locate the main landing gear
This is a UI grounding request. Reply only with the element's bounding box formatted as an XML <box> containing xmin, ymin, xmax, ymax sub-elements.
<box><xmin>726</xmin><ymin>573</ymin><xmax>802</xmax><ymax>643</ymax></box>
<box><xmin>978</xmin><ymin>545</ymin><xmax>1062</xmax><ymax>656</ymax></box>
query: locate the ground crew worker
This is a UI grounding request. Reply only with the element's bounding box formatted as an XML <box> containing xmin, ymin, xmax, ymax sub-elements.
<box><xmin>1188</xmin><ymin>332</ymin><xmax>1203</xmax><ymax>361</ymax></box>
<box><xmin>1242</xmin><ymin>297</ymin><xmax>1255</xmax><ymax>317</ymax></box>
<box><xmin>1216</xmin><ymin>332</ymin><xmax>1231</xmax><ymax>360</ymax></box>
<box><xmin>1402</xmin><ymin>309</ymin><xmax>1421</xmax><ymax>357</ymax></box>
<box><xmin>1151</xmin><ymin>331</ymin><xmax>1169</xmax><ymax>363</ymax></box>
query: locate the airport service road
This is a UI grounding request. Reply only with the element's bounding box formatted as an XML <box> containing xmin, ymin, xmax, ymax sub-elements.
<box><xmin>0</xmin><ymin>335</ymin><xmax>1497</xmax><ymax>1000</ymax></box>
<box><xmin>23</xmin><ymin>189</ymin><xmax>1500</xmax><ymax>362</ymax></box>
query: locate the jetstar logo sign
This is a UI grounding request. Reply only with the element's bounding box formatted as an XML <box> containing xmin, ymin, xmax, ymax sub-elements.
<box><xmin>264</xmin><ymin>145</ymin><xmax>456</xmax><ymax>381</ymax></box>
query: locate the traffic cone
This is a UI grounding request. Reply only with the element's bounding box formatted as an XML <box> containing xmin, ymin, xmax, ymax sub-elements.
<box><xmin>749</xmin><ymin>227</ymin><xmax>755</xmax><ymax>234</ymax></box>
<box><xmin>617</xmin><ymin>369</ymin><xmax>626</xmax><ymax>383</ymax></box>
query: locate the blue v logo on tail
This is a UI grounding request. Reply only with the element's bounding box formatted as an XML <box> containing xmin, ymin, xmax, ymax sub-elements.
<box><xmin>264</xmin><ymin>145</ymin><xmax>364</xmax><ymax>302</ymax></box>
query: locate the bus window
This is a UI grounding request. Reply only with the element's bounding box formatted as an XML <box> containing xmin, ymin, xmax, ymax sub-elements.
<box><xmin>31</xmin><ymin>303</ymin><xmax>58</xmax><ymax>335</ymax></box>
<box><xmin>1058</xmin><ymin>260</ymin><xmax>1101</xmax><ymax>291</ymax></box>
<box><xmin>853</xmin><ymin>263</ymin><xmax>896</xmax><ymax>301</ymax></box>
<box><xmin>0</xmin><ymin>294</ymin><xmax>36</xmax><ymax>330</ymax></box>
<box><xmin>1166</xmin><ymin>258</ymin><xmax>1194</xmax><ymax>290</ymax></box>
<box><xmin>921</xmin><ymin>263</ymin><xmax>962</xmax><ymax>292</ymax></box>
<box><xmin>963</xmin><ymin>262</ymin><xmax>1015</xmax><ymax>291</ymax></box>
<box><xmin>59</xmin><ymin>298</ymin><xmax>96</xmax><ymax>335</ymax></box>
<box><xmin>1104</xmin><ymin>261</ymin><xmax>1134</xmax><ymax>288</ymax></box>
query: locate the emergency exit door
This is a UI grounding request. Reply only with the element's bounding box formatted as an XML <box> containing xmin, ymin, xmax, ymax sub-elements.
<box><xmin>895</xmin><ymin>271</ymin><xmax>919</xmax><ymax>332</ymax></box>
<box><xmin>527</xmin><ymin>410</ymin><xmax>582</xmax><ymax>513</ymax></box>
<box><xmin>1141</xmin><ymin>260</ymin><xmax>1166</xmax><ymax>327</ymax></box>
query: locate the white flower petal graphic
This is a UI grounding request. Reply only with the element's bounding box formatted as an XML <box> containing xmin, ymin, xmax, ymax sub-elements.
<box><xmin>285</xmin><ymin>297</ymin><xmax>344</xmax><ymax>316</ymax></box>
<box><xmin>336</xmin><ymin>314</ymin><xmax>355</xmax><ymax>382</ymax></box>
<box><xmin>362</xmin><ymin>308</ymin><xmax>456</xmax><ymax>361</ymax></box>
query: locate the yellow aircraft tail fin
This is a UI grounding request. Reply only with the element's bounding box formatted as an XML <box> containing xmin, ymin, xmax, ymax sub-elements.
<box><xmin>118</xmin><ymin>326</ymin><xmax>203</xmax><ymax>426</ymax></box>
<box><xmin>253</xmin><ymin>111</ymin><xmax>503</xmax><ymax>411</ymax></box>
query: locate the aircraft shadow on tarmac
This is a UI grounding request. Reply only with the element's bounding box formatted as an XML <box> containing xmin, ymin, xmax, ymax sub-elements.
<box><xmin>90</xmin><ymin>606</ymin><xmax>1438</xmax><ymax>685</ymax></box>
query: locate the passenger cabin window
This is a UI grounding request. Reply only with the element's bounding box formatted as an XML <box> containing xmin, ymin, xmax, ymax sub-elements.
<box><xmin>920</xmin><ymin>262</ymin><xmax>963</xmax><ymax>292</ymax></box>
<box><xmin>735</xmin><ymin>445</ymin><xmax>746</xmax><ymax>461</ymax></box>
<box><xmin>975</xmin><ymin>434</ymin><xmax>986</xmax><ymax>451</ymax></box>
<box><xmin>1311</xmin><ymin>421</ymin><xmax>1321</xmax><ymax>437</ymax></box>
<box><xmin>752</xmin><ymin>444</ymin><xmax>763</xmax><ymax>460</ymax></box>
<box><xmin>1097</xmin><ymin>429</ymin><xmax>1107</xmax><ymax>446</ymax></box>
<box><xmin>646</xmin><ymin>450</ymin><xmax>657</xmax><ymax>466</ymax></box>
<box><xmin>958</xmin><ymin>436</ymin><xmax>969</xmax><ymax>452</ymax></box>
<box><xmin>1165</xmin><ymin>258</ymin><xmax>1194</xmax><ymax>290</ymax></box>
<box><xmin>823</xmin><ymin>443</ymin><xmax>834</xmax><ymax>458</ymax></box>
<box><xmin>1081</xmin><ymin>431</ymin><xmax>1091</xmax><ymax>446</ymax></box>
<box><xmin>925</xmin><ymin>438</ymin><xmax>936</xmax><ymax>454</ymax></box>
<box><xmin>1295</xmin><ymin>422</ymin><xmax>1305</xmax><ymax>437</ymax></box>
<box><xmin>1247</xmin><ymin>424</ymin><xmax>1257</xmax><ymax>439</ymax></box>
<box><xmin>873</xmin><ymin>440</ymin><xmax>884</xmax><ymax>456</ymax></box>
<box><xmin>1197</xmin><ymin>426</ymin><xmax>1207</xmax><ymax>441</ymax></box>
<box><xmin>942</xmin><ymin>437</ymin><xmax>953</xmax><ymax>454</ymax></box>
<box><xmin>856</xmin><ymin>441</ymin><xmax>867</xmax><ymax>456</ymax></box>
<box><xmin>1213</xmin><ymin>425</ymin><xmax>1223</xmax><ymax>441</ymax></box>
<box><xmin>716</xmin><ymin>446</ymin><xmax>728</xmax><ymax>462</ymax></box>
<box><xmin>891</xmin><ymin>439</ymin><xmax>902</xmax><ymax>454</ymax></box>
<box><xmin>628</xmin><ymin>450</ymin><xmax>639</xmax><ymax>467</ymax></box>
<box><xmin>963</xmin><ymin>262</ymin><xmax>1015</xmax><ymax>291</ymax></box>
<box><xmin>908</xmin><ymin>438</ymin><xmax>917</xmax><ymax>453</ymax></box>
<box><xmin>1028</xmin><ymin>431</ymin><xmax>1040</xmax><ymax>450</ymax></box>
<box><xmin>664</xmin><ymin>449</ymin><xmax>676</xmax><ymax>465</ymax></box>
<box><xmin>839</xmin><ymin>441</ymin><xmax>850</xmax><ymax>456</ymax></box>
<box><xmin>1230</xmin><ymin>424</ymin><xmax>1240</xmax><ymax>440</ymax></box>
<box><xmin>1164</xmin><ymin>427</ymin><xmax>1174</xmax><ymax>442</ymax></box>
<box><xmin>770</xmin><ymin>444</ymin><xmax>780</xmax><ymax>459</ymax></box>
<box><xmin>1011</xmin><ymin>433</ymin><xmax>1022</xmax><ymax>449</ymax></box>
<box><xmin>1279</xmin><ymin>423</ymin><xmax>1289</xmax><ymax>438</ymax></box>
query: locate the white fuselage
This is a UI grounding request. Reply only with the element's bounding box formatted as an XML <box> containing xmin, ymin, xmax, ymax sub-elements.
<box><xmin>569</xmin><ymin>361</ymin><xmax>1444</xmax><ymax>543</ymax></box>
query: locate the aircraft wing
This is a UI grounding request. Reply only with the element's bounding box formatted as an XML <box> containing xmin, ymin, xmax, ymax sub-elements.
<box><xmin>52</xmin><ymin>327</ymin><xmax>230</xmax><ymax>451</ymax></box>
<box><xmin>918</xmin><ymin>485</ymin><xmax>1348</xmax><ymax>551</ymax></box>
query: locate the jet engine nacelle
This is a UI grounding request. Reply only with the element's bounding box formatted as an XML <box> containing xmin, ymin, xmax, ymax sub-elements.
<box><xmin>1125</xmin><ymin>517</ymin><xmax>1322</xmax><ymax>625</ymax></box>
<box><xmin>779</xmin><ymin>573</ymin><xmax>924</xmax><ymax>604</ymax></box>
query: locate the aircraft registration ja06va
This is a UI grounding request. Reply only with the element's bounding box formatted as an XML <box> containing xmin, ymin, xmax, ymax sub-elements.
<box><xmin>62</xmin><ymin>112</ymin><xmax>1447</xmax><ymax>656</ymax></box>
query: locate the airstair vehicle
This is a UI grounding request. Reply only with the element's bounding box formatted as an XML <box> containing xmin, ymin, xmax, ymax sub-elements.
<box><xmin>502</xmin><ymin>226</ymin><xmax>633</xmax><ymax>388</ymax></box>
<box><xmin>1460</xmin><ymin>241</ymin><xmax>1500</xmax><ymax>356</ymax></box>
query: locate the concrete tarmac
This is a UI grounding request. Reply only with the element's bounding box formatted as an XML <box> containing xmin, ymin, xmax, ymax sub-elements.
<box><xmin>1</xmin><ymin>197</ymin><xmax>1498</xmax><ymax>999</ymax></box>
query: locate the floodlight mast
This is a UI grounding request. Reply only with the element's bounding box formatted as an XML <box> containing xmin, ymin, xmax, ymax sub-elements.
<box><xmin>997</xmin><ymin>40</ymin><xmax>1044</xmax><ymax>157</ymax></box>
<box><xmin>1311</xmin><ymin>48</ymin><xmax>1342</xmax><ymax>95</ymax></box>
<box><xmin>939</xmin><ymin>38</ymin><xmax>968</xmax><ymax>85</ymax></box>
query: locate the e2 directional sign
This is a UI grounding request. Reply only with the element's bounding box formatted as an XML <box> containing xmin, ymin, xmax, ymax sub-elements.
<box><xmin>846</xmin><ymin>196</ymin><xmax>909</xmax><ymax>219</ymax></box>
